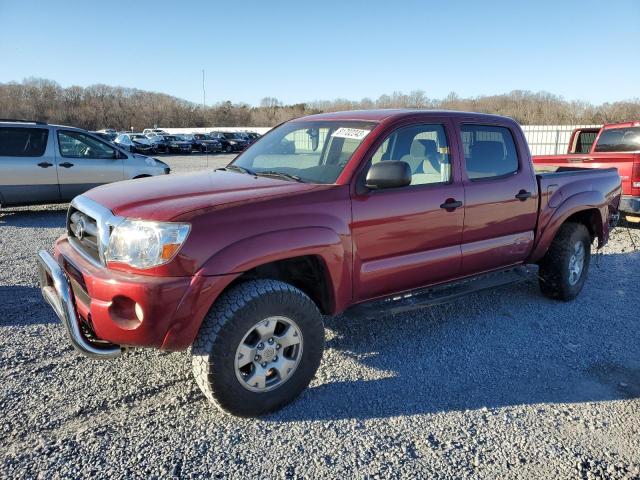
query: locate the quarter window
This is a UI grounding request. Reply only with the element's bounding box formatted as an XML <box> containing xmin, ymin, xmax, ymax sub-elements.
<box><xmin>369</xmin><ymin>124</ymin><xmax>451</xmax><ymax>186</ymax></box>
<box><xmin>461</xmin><ymin>125</ymin><xmax>518</xmax><ymax>180</ymax></box>
<box><xmin>58</xmin><ymin>131</ymin><xmax>116</xmax><ymax>159</ymax></box>
<box><xmin>0</xmin><ymin>127</ymin><xmax>49</xmax><ymax>157</ymax></box>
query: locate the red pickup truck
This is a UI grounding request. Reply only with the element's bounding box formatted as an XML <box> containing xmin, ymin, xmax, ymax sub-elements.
<box><xmin>533</xmin><ymin>121</ymin><xmax>640</xmax><ymax>220</ymax></box>
<box><xmin>38</xmin><ymin>110</ymin><xmax>621</xmax><ymax>417</ymax></box>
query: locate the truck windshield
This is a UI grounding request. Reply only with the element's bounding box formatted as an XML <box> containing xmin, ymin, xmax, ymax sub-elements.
<box><xmin>231</xmin><ymin>120</ymin><xmax>377</xmax><ymax>183</ymax></box>
<box><xmin>594</xmin><ymin>127</ymin><xmax>640</xmax><ymax>152</ymax></box>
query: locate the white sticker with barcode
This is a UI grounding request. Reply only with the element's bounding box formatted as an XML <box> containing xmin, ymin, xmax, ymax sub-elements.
<box><xmin>331</xmin><ymin>128</ymin><xmax>371</xmax><ymax>140</ymax></box>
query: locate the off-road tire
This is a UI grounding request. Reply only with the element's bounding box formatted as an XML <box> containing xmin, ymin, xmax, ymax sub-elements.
<box><xmin>191</xmin><ymin>279</ymin><xmax>325</xmax><ymax>417</ymax></box>
<box><xmin>538</xmin><ymin>222</ymin><xmax>591</xmax><ymax>301</ymax></box>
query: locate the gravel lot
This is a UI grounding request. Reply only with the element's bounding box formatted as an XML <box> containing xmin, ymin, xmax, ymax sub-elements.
<box><xmin>1</xmin><ymin>155</ymin><xmax>639</xmax><ymax>479</ymax></box>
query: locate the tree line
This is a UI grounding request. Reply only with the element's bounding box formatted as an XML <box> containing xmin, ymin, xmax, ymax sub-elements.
<box><xmin>1</xmin><ymin>78</ymin><xmax>639</xmax><ymax>130</ymax></box>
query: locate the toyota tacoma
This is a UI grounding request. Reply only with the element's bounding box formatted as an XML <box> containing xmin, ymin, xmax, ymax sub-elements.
<box><xmin>38</xmin><ymin>110</ymin><xmax>621</xmax><ymax>417</ymax></box>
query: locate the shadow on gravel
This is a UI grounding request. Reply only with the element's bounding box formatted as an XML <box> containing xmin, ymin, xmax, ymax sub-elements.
<box><xmin>0</xmin><ymin>207</ymin><xmax>67</xmax><ymax>228</ymax></box>
<box><xmin>269</xmin><ymin>250</ymin><xmax>640</xmax><ymax>422</ymax></box>
<box><xmin>0</xmin><ymin>286</ymin><xmax>58</xmax><ymax>326</ymax></box>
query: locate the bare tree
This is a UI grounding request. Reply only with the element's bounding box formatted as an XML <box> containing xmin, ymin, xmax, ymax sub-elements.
<box><xmin>1</xmin><ymin>78</ymin><xmax>638</xmax><ymax>129</ymax></box>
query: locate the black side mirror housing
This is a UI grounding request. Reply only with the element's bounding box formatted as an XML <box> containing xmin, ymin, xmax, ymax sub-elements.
<box><xmin>365</xmin><ymin>161</ymin><xmax>412</xmax><ymax>190</ymax></box>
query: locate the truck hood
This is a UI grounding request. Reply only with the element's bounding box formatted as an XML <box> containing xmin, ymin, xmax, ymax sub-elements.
<box><xmin>84</xmin><ymin>170</ymin><xmax>320</xmax><ymax>221</ymax></box>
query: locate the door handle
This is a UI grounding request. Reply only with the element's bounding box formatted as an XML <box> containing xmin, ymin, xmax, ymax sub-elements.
<box><xmin>59</xmin><ymin>162</ymin><xmax>74</xmax><ymax>168</ymax></box>
<box><xmin>440</xmin><ymin>199</ymin><xmax>463</xmax><ymax>210</ymax></box>
<box><xmin>515</xmin><ymin>190</ymin><xmax>532</xmax><ymax>201</ymax></box>
<box><xmin>37</xmin><ymin>162</ymin><xmax>53</xmax><ymax>168</ymax></box>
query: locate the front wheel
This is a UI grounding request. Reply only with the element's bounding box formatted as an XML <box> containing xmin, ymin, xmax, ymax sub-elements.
<box><xmin>538</xmin><ymin>222</ymin><xmax>591</xmax><ymax>301</ymax></box>
<box><xmin>191</xmin><ymin>279</ymin><xmax>325</xmax><ymax>417</ymax></box>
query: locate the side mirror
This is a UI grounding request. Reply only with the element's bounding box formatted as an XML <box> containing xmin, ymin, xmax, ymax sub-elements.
<box><xmin>129</xmin><ymin>145</ymin><xmax>136</xmax><ymax>153</ymax></box>
<box><xmin>365</xmin><ymin>161</ymin><xmax>412</xmax><ymax>190</ymax></box>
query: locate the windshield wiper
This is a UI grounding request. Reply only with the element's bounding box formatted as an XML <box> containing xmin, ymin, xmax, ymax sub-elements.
<box><xmin>256</xmin><ymin>170</ymin><xmax>306</xmax><ymax>183</ymax></box>
<box><xmin>219</xmin><ymin>164</ymin><xmax>257</xmax><ymax>176</ymax></box>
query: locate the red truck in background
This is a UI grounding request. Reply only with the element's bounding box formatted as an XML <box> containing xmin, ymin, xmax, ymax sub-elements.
<box><xmin>37</xmin><ymin>110</ymin><xmax>622</xmax><ymax>417</ymax></box>
<box><xmin>533</xmin><ymin>121</ymin><xmax>640</xmax><ymax>221</ymax></box>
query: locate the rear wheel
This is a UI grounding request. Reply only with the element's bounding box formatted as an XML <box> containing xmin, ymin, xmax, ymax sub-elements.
<box><xmin>538</xmin><ymin>222</ymin><xmax>591</xmax><ymax>301</ymax></box>
<box><xmin>191</xmin><ymin>279</ymin><xmax>325</xmax><ymax>417</ymax></box>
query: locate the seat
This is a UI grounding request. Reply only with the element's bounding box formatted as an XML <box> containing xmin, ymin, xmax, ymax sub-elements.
<box><xmin>401</xmin><ymin>139</ymin><xmax>441</xmax><ymax>173</ymax></box>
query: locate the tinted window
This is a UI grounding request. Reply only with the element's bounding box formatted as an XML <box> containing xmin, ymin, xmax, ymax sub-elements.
<box><xmin>594</xmin><ymin>127</ymin><xmax>640</xmax><ymax>152</ymax></box>
<box><xmin>369</xmin><ymin>124</ymin><xmax>451</xmax><ymax>186</ymax></box>
<box><xmin>58</xmin><ymin>131</ymin><xmax>116</xmax><ymax>159</ymax></box>
<box><xmin>461</xmin><ymin>125</ymin><xmax>518</xmax><ymax>180</ymax></box>
<box><xmin>0</xmin><ymin>127</ymin><xmax>49</xmax><ymax>157</ymax></box>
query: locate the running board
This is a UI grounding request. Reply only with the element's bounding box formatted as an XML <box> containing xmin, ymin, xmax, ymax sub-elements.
<box><xmin>345</xmin><ymin>266</ymin><xmax>532</xmax><ymax>320</ymax></box>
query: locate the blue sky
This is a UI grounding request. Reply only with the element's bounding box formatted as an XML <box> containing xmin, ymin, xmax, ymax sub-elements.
<box><xmin>1</xmin><ymin>0</ymin><xmax>638</xmax><ymax>106</ymax></box>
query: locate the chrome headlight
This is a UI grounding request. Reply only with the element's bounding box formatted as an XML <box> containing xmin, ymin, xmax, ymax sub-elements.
<box><xmin>105</xmin><ymin>219</ymin><xmax>190</xmax><ymax>269</ymax></box>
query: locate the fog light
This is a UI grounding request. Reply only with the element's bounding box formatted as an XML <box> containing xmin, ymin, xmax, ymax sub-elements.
<box><xmin>109</xmin><ymin>295</ymin><xmax>143</xmax><ymax>330</ymax></box>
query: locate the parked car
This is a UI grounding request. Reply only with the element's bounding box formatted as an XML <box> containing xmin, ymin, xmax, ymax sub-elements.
<box><xmin>160</xmin><ymin>135</ymin><xmax>192</xmax><ymax>154</ymax></box>
<box><xmin>114</xmin><ymin>133</ymin><xmax>156</xmax><ymax>154</ymax></box>
<box><xmin>36</xmin><ymin>110</ymin><xmax>620</xmax><ymax>417</ymax></box>
<box><xmin>533</xmin><ymin>121</ymin><xmax>640</xmax><ymax>221</ymax></box>
<box><xmin>0</xmin><ymin>120</ymin><xmax>169</xmax><ymax>207</ymax></box>
<box><xmin>245</xmin><ymin>132</ymin><xmax>261</xmax><ymax>143</ymax></box>
<box><xmin>145</xmin><ymin>133</ymin><xmax>171</xmax><ymax>153</ymax></box>
<box><xmin>94</xmin><ymin>129</ymin><xmax>117</xmax><ymax>141</ymax></box>
<box><xmin>210</xmin><ymin>131</ymin><xmax>246</xmax><ymax>152</ymax></box>
<box><xmin>143</xmin><ymin>128</ymin><xmax>168</xmax><ymax>136</ymax></box>
<box><xmin>188</xmin><ymin>133</ymin><xmax>223</xmax><ymax>153</ymax></box>
<box><xmin>91</xmin><ymin>131</ymin><xmax>117</xmax><ymax>144</ymax></box>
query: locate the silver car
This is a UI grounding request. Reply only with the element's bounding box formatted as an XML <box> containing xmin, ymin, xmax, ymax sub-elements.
<box><xmin>0</xmin><ymin>120</ymin><xmax>170</xmax><ymax>207</ymax></box>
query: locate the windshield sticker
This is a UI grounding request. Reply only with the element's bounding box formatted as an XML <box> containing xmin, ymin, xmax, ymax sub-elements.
<box><xmin>331</xmin><ymin>128</ymin><xmax>371</xmax><ymax>140</ymax></box>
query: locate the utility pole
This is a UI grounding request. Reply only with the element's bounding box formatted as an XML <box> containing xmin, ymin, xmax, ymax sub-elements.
<box><xmin>202</xmin><ymin>69</ymin><xmax>206</xmax><ymax>110</ymax></box>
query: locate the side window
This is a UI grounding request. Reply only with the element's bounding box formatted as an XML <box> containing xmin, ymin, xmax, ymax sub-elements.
<box><xmin>460</xmin><ymin>125</ymin><xmax>518</xmax><ymax>180</ymax></box>
<box><xmin>0</xmin><ymin>127</ymin><xmax>49</xmax><ymax>157</ymax></box>
<box><xmin>574</xmin><ymin>131</ymin><xmax>597</xmax><ymax>154</ymax></box>
<box><xmin>57</xmin><ymin>131</ymin><xmax>116</xmax><ymax>159</ymax></box>
<box><xmin>369</xmin><ymin>124</ymin><xmax>451</xmax><ymax>186</ymax></box>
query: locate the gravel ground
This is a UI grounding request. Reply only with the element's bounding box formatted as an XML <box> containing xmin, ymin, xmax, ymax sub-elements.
<box><xmin>1</xmin><ymin>156</ymin><xmax>639</xmax><ymax>479</ymax></box>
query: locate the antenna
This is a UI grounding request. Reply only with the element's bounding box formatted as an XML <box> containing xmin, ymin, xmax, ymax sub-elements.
<box><xmin>202</xmin><ymin>68</ymin><xmax>209</xmax><ymax>169</ymax></box>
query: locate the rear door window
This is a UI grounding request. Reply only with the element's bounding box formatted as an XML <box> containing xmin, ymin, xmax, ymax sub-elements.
<box><xmin>0</xmin><ymin>127</ymin><xmax>49</xmax><ymax>157</ymax></box>
<box><xmin>594</xmin><ymin>127</ymin><xmax>640</xmax><ymax>152</ymax></box>
<box><xmin>460</xmin><ymin>125</ymin><xmax>519</xmax><ymax>180</ymax></box>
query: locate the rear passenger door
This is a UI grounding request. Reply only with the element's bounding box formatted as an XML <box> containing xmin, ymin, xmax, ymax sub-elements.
<box><xmin>0</xmin><ymin>126</ymin><xmax>60</xmax><ymax>206</ymax></box>
<box><xmin>55</xmin><ymin>130</ymin><xmax>125</xmax><ymax>200</ymax></box>
<box><xmin>456</xmin><ymin>122</ymin><xmax>538</xmax><ymax>274</ymax></box>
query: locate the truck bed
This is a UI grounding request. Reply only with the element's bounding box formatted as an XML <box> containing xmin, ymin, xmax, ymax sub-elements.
<box><xmin>530</xmin><ymin>166</ymin><xmax>622</xmax><ymax>260</ymax></box>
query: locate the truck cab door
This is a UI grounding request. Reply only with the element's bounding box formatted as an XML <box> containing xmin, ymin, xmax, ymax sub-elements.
<box><xmin>351</xmin><ymin>120</ymin><xmax>464</xmax><ymax>301</ymax></box>
<box><xmin>456</xmin><ymin>122</ymin><xmax>538</xmax><ymax>275</ymax></box>
<box><xmin>0</xmin><ymin>125</ymin><xmax>60</xmax><ymax>206</ymax></box>
<box><xmin>55</xmin><ymin>130</ymin><xmax>125</xmax><ymax>200</ymax></box>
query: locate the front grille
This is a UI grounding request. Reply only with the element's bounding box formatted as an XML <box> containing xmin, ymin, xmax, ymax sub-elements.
<box><xmin>68</xmin><ymin>208</ymin><xmax>101</xmax><ymax>263</ymax></box>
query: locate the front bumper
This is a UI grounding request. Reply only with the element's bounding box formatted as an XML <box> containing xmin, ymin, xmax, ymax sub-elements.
<box><xmin>620</xmin><ymin>195</ymin><xmax>640</xmax><ymax>214</ymax></box>
<box><xmin>37</xmin><ymin>250</ymin><xmax>122</xmax><ymax>358</ymax></box>
<box><xmin>37</xmin><ymin>236</ymin><xmax>238</xmax><ymax>356</ymax></box>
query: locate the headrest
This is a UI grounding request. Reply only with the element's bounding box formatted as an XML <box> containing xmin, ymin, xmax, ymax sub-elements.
<box><xmin>410</xmin><ymin>139</ymin><xmax>438</xmax><ymax>157</ymax></box>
